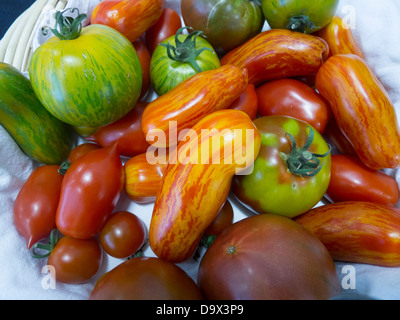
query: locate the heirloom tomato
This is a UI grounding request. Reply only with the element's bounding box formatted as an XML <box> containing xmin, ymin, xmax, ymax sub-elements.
<box><xmin>47</xmin><ymin>235</ymin><xmax>103</xmax><ymax>284</ymax></box>
<box><xmin>181</xmin><ymin>0</ymin><xmax>264</xmax><ymax>53</ymax></box>
<box><xmin>29</xmin><ymin>10</ymin><xmax>142</xmax><ymax>128</ymax></box>
<box><xmin>133</xmin><ymin>39</ymin><xmax>151</xmax><ymax>100</ymax></box>
<box><xmin>198</xmin><ymin>214</ymin><xmax>340</xmax><ymax>299</ymax></box>
<box><xmin>261</xmin><ymin>0</ymin><xmax>339</xmax><ymax>34</ymax></box>
<box><xmin>99</xmin><ymin>211</ymin><xmax>147</xmax><ymax>259</ymax></box>
<box><xmin>256</xmin><ymin>78</ymin><xmax>332</xmax><ymax>134</ymax></box>
<box><xmin>13</xmin><ymin>165</ymin><xmax>63</xmax><ymax>249</ymax></box>
<box><xmin>229</xmin><ymin>84</ymin><xmax>258</xmax><ymax>120</ymax></box>
<box><xmin>150</xmin><ymin>27</ymin><xmax>220</xmax><ymax>96</ymax></box>
<box><xmin>90</xmin><ymin>257</ymin><xmax>203</xmax><ymax>300</ymax></box>
<box><xmin>232</xmin><ymin>115</ymin><xmax>331</xmax><ymax>218</ymax></box>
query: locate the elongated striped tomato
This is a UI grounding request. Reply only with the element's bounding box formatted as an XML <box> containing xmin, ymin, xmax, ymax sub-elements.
<box><xmin>91</xmin><ymin>0</ymin><xmax>164</xmax><ymax>43</ymax></box>
<box><xmin>124</xmin><ymin>152</ymin><xmax>168</xmax><ymax>204</ymax></box>
<box><xmin>149</xmin><ymin>109</ymin><xmax>261</xmax><ymax>263</ymax></box>
<box><xmin>314</xmin><ymin>16</ymin><xmax>364</xmax><ymax>58</ymax></box>
<box><xmin>142</xmin><ymin>64</ymin><xmax>248</xmax><ymax>148</ymax></box>
<box><xmin>315</xmin><ymin>54</ymin><xmax>400</xmax><ymax>170</ymax></box>
<box><xmin>295</xmin><ymin>201</ymin><xmax>400</xmax><ymax>267</ymax></box>
<box><xmin>220</xmin><ymin>29</ymin><xmax>329</xmax><ymax>85</ymax></box>
<box><xmin>29</xmin><ymin>19</ymin><xmax>142</xmax><ymax>128</ymax></box>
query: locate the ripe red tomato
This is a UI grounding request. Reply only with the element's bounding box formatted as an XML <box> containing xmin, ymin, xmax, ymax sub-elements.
<box><xmin>228</xmin><ymin>84</ymin><xmax>258</xmax><ymax>120</ymax></box>
<box><xmin>203</xmin><ymin>200</ymin><xmax>234</xmax><ymax>237</ymax></box>
<box><xmin>89</xmin><ymin>257</ymin><xmax>203</xmax><ymax>300</ymax></box>
<box><xmin>132</xmin><ymin>39</ymin><xmax>151</xmax><ymax>100</ymax></box>
<box><xmin>67</xmin><ymin>143</ymin><xmax>101</xmax><ymax>164</ymax></box>
<box><xmin>144</xmin><ymin>8</ymin><xmax>182</xmax><ymax>53</ymax></box>
<box><xmin>55</xmin><ymin>143</ymin><xmax>124</xmax><ymax>239</ymax></box>
<box><xmin>86</xmin><ymin>102</ymin><xmax>150</xmax><ymax>157</ymax></box>
<box><xmin>47</xmin><ymin>236</ymin><xmax>103</xmax><ymax>284</ymax></box>
<box><xmin>256</xmin><ymin>78</ymin><xmax>332</xmax><ymax>134</ymax></box>
<box><xmin>326</xmin><ymin>154</ymin><xmax>400</xmax><ymax>206</ymax></box>
<box><xmin>197</xmin><ymin>214</ymin><xmax>340</xmax><ymax>299</ymax></box>
<box><xmin>99</xmin><ymin>211</ymin><xmax>148</xmax><ymax>259</ymax></box>
<box><xmin>13</xmin><ymin>165</ymin><xmax>63</xmax><ymax>249</ymax></box>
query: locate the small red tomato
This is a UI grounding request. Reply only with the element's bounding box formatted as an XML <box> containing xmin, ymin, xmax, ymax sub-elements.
<box><xmin>326</xmin><ymin>154</ymin><xmax>400</xmax><ymax>206</ymax></box>
<box><xmin>13</xmin><ymin>165</ymin><xmax>63</xmax><ymax>249</ymax></box>
<box><xmin>133</xmin><ymin>39</ymin><xmax>151</xmax><ymax>99</ymax></box>
<box><xmin>324</xmin><ymin>118</ymin><xmax>356</xmax><ymax>155</ymax></box>
<box><xmin>204</xmin><ymin>200</ymin><xmax>234</xmax><ymax>237</ymax></box>
<box><xmin>256</xmin><ymin>78</ymin><xmax>332</xmax><ymax>133</ymax></box>
<box><xmin>47</xmin><ymin>236</ymin><xmax>103</xmax><ymax>284</ymax></box>
<box><xmin>89</xmin><ymin>257</ymin><xmax>203</xmax><ymax>300</ymax></box>
<box><xmin>86</xmin><ymin>102</ymin><xmax>150</xmax><ymax>157</ymax></box>
<box><xmin>228</xmin><ymin>83</ymin><xmax>258</xmax><ymax>120</ymax></box>
<box><xmin>67</xmin><ymin>143</ymin><xmax>101</xmax><ymax>164</ymax></box>
<box><xmin>145</xmin><ymin>7</ymin><xmax>182</xmax><ymax>53</ymax></box>
<box><xmin>99</xmin><ymin>211</ymin><xmax>148</xmax><ymax>259</ymax></box>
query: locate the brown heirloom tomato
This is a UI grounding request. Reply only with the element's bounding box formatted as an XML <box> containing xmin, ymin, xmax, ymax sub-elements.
<box><xmin>198</xmin><ymin>214</ymin><xmax>340</xmax><ymax>300</ymax></box>
<box><xmin>256</xmin><ymin>78</ymin><xmax>332</xmax><ymax>133</ymax></box>
<box><xmin>89</xmin><ymin>257</ymin><xmax>203</xmax><ymax>300</ymax></box>
<box><xmin>326</xmin><ymin>154</ymin><xmax>399</xmax><ymax>206</ymax></box>
<box><xmin>13</xmin><ymin>165</ymin><xmax>63</xmax><ymax>249</ymax></box>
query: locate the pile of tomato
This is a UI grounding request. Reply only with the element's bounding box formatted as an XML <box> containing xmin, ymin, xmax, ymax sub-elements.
<box><xmin>2</xmin><ymin>0</ymin><xmax>400</xmax><ymax>300</ymax></box>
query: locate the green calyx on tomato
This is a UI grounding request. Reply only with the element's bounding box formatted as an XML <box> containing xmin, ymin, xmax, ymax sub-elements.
<box><xmin>281</xmin><ymin>127</ymin><xmax>331</xmax><ymax>177</ymax></box>
<box><xmin>287</xmin><ymin>15</ymin><xmax>315</xmax><ymax>33</ymax></box>
<box><xmin>30</xmin><ymin>229</ymin><xmax>60</xmax><ymax>259</ymax></box>
<box><xmin>160</xmin><ymin>26</ymin><xmax>213</xmax><ymax>73</ymax></box>
<box><xmin>44</xmin><ymin>8</ymin><xmax>86</xmax><ymax>40</ymax></box>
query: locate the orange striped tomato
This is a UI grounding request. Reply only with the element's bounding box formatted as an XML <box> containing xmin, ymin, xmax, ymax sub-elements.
<box><xmin>91</xmin><ymin>0</ymin><xmax>164</xmax><ymax>43</ymax></box>
<box><xmin>316</xmin><ymin>54</ymin><xmax>400</xmax><ymax>170</ymax></box>
<box><xmin>149</xmin><ymin>109</ymin><xmax>261</xmax><ymax>263</ymax></box>
<box><xmin>142</xmin><ymin>64</ymin><xmax>248</xmax><ymax>148</ymax></box>
<box><xmin>220</xmin><ymin>29</ymin><xmax>329</xmax><ymax>85</ymax></box>
<box><xmin>314</xmin><ymin>16</ymin><xmax>364</xmax><ymax>58</ymax></box>
<box><xmin>124</xmin><ymin>152</ymin><xmax>168</xmax><ymax>204</ymax></box>
<box><xmin>295</xmin><ymin>201</ymin><xmax>400</xmax><ymax>267</ymax></box>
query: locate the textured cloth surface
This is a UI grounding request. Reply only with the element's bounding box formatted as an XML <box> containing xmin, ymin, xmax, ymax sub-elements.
<box><xmin>1</xmin><ymin>0</ymin><xmax>400</xmax><ymax>300</ymax></box>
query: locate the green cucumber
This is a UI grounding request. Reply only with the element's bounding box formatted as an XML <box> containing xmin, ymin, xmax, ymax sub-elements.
<box><xmin>0</xmin><ymin>63</ymin><xmax>74</xmax><ymax>164</ymax></box>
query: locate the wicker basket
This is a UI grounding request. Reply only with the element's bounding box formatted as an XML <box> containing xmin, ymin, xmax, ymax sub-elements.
<box><xmin>0</xmin><ymin>0</ymin><xmax>69</xmax><ymax>73</ymax></box>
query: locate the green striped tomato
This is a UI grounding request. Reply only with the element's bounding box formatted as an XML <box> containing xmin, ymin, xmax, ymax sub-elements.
<box><xmin>29</xmin><ymin>22</ymin><xmax>142</xmax><ymax>128</ymax></box>
<box><xmin>150</xmin><ymin>30</ymin><xmax>220</xmax><ymax>96</ymax></box>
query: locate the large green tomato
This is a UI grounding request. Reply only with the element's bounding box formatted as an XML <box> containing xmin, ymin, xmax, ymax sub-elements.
<box><xmin>261</xmin><ymin>0</ymin><xmax>339</xmax><ymax>34</ymax></box>
<box><xmin>29</xmin><ymin>10</ymin><xmax>142</xmax><ymax>127</ymax></box>
<box><xmin>232</xmin><ymin>115</ymin><xmax>331</xmax><ymax>218</ymax></box>
<box><xmin>181</xmin><ymin>0</ymin><xmax>264</xmax><ymax>53</ymax></box>
<box><xmin>150</xmin><ymin>27</ymin><xmax>220</xmax><ymax>96</ymax></box>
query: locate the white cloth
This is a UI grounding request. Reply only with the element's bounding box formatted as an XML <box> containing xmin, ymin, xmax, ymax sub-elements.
<box><xmin>1</xmin><ymin>0</ymin><xmax>400</xmax><ymax>300</ymax></box>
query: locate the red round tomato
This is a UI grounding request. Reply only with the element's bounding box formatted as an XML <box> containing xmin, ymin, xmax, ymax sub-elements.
<box><xmin>256</xmin><ymin>78</ymin><xmax>332</xmax><ymax>134</ymax></box>
<box><xmin>55</xmin><ymin>143</ymin><xmax>124</xmax><ymax>239</ymax></box>
<box><xmin>67</xmin><ymin>143</ymin><xmax>101</xmax><ymax>164</ymax></box>
<box><xmin>99</xmin><ymin>211</ymin><xmax>148</xmax><ymax>259</ymax></box>
<box><xmin>132</xmin><ymin>39</ymin><xmax>151</xmax><ymax>100</ymax></box>
<box><xmin>326</xmin><ymin>154</ymin><xmax>400</xmax><ymax>206</ymax></box>
<box><xmin>13</xmin><ymin>165</ymin><xmax>63</xmax><ymax>249</ymax></box>
<box><xmin>144</xmin><ymin>8</ymin><xmax>182</xmax><ymax>53</ymax></box>
<box><xmin>197</xmin><ymin>214</ymin><xmax>340</xmax><ymax>300</ymax></box>
<box><xmin>89</xmin><ymin>257</ymin><xmax>203</xmax><ymax>300</ymax></box>
<box><xmin>47</xmin><ymin>236</ymin><xmax>103</xmax><ymax>284</ymax></box>
<box><xmin>228</xmin><ymin>84</ymin><xmax>258</xmax><ymax>120</ymax></box>
<box><xmin>86</xmin><ymin>102</ymin><xmax>150</xmax><ymax>157</ymax></box>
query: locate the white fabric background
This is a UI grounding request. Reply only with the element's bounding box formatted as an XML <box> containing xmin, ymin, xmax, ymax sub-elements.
<box><xmin>1</xmin><ymin>0</ymin><xmax>400</xmax><ymax>300</ymax></box>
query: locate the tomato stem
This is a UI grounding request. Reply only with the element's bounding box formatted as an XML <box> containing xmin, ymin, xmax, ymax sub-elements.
<box><xmin>30</xmin><ymin>229</ymin><xmax>60</xmax><ymax>259</ymax></box>
<box><xmin>58</xmin><ymin>161</ymin><xmax>71</xmax><ymax>175</ymax></box>
<box><xmin>42</xmin><ymin>8</ymin><xmax>87</xmax><ymax>40</ymax></box>
<box><xmin>160</xmin><ymin>26</ymin><xmax>213</xmax><ymax>73</ymax></box>
<box><xmin>281</xmin><ymin>127</ymin><xmax>331</xmax><ymax>177</ymax></box>
<box><xmin>287</xmin><ymin>15</ymin><xmax>315</xmax><ymax>33</ymax></box>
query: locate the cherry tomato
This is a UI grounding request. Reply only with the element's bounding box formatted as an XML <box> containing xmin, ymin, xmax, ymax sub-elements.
<box><xmin>256</xmin><ymin>78</ymin><xmax>332</xmax><ymax>134</ymax></box>
<box><xmin>99</xmin><ymin>211</ymin><xmax>148</xmax><ymax>259</ymax></box>
<box><xmin>198</xmin><ymin>214</ymin><xmax>340</xmax><ymax>299</ymax></box>
<box><xmin>326</xmin><ymin>154</ymin><xmax>400</xmax><ymax>206</ymax></box>
<box><xmin>132</xmin><ymin>39</ymin><xmax>151</xmax><ymax>100</ymax></box>
<box><xmin>228</xmin><ymin>84</ymin><xmax>258</xmax><ymax>120</ymax></box>
<box><xmin>67</xmin><ymin>143</ymin><xmax>101</xmax><ymax>164</ymax></box>
<box><xmin>47</xmin><ymin>236</ymin><xmax>103</xmax><ymax>284</ymax></box>
<box><xmin>86</xmin><ymin>102</ymin><xmax>150</xmax><ymax>158</ymax></box>
<box><xmin>56</xmin><ymin>143</ymin><xmax>124</xmax><ymax>239</ymax></box>
<box><xmin>13</xmin><ymin>165</ymin><xmax>63</xmax><ymax>249</ymax></box>
<box><xmin>89</xmin><ymin>257</ymin><xmax>203</xmax><ymax>300</ymax></box>
<box><xmin>144</xmin><ymin>8</ymin><xmax>182</xmax><ymax>53</ymax></box>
